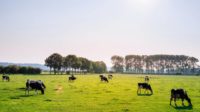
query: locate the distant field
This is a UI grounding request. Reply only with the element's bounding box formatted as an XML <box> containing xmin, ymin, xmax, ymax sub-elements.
<box><xmin>0</xmin><ymin>74</ymin><xmax>200</xmax><ymax>112</ymax></box>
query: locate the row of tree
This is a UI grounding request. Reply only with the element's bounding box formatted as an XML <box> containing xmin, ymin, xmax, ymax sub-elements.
<box><xmin>0</xmin><ymin>65</ymin><xmax>42</xmax><ymax>74</ymax></box>
<box><xmin>45</xmin><ymin>53</ymin><xmax>107</xmax><ymax>74</ymax></box>
<box><xmin>111</xmin><ymin>55</ymin><xmax>200</xmax><ymax>74</ymax></box>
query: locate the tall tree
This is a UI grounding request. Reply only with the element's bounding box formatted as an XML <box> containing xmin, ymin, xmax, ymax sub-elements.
<box><xmin>92</xmin><ymin>61</ymin><xmax>107</xmax><ymax>73</ymax></box>
<box><xmin>111</xmin><ymin>55</ymin><xmax>124</xmax><ymax>73</ymax></box>
<box><xmin>64</xmin><ymin>55</ymin><xmax>77</xmax><ymax>74</ymax></box>
<box><xmin>79</xmin><ymin>57</ymin><xmax>91</xmax><ymax>74</ymax></box>
<box><xmin>72</xmin><ymin>57</ymin><xmax>82</xmax><ymax>74</ymax></box>
<box><xmin>45</xmin><ymin>53</ymin><xmax>63</xmax><ymax>74</ymax></box>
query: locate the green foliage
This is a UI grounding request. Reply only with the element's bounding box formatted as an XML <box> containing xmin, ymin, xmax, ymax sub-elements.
<box><xmin>92</xmin><ymin>61</ymin><xmax>107</xmax><ymax>73</ymax></box>
<box><xmin>45</xmin><ymin>53</ymin><xmax>63</xmax><ymax>74</ymax></box>
<box><xmin>0</xmin><ymin>74</ymin><xmax>200</xmax><ymax>112</ymax></box>
<box><xmin>0</xmin><ymin>65</ymin><xmax>41</xmax><ymax>74</ymax></box>
<box><xmin>46</xmin><ymin>53</ymin><xmax>107</xmax><ymax>74</ymax></box>
<box><xmin>113</xmin><ymin>54</ymin><xmax>200</xmax><ymax>74</ymax></box>
<box><xmin>111</xmin><ymin>55</ymin><xmax>124</xmax><ymax>73</ymax></box>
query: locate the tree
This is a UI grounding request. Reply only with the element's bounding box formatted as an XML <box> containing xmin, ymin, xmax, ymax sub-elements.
<box><xmin>45</xmin><ymin>56</ymin><xmax>53</xmax><ymax>74</ymax></box>
<box><xmin>72</xmin><ymin>57</ymin><xmax>82</xmax><ymax>74</ymax></box>
<box><xmin>45</xmin><ymin>53</ymin><xmax>63</xmax><ymax>74</ymax></box>
<box><xmin>79</xmin><ymin>57</ymin><xmax>91</xmax><ymax>74</ymax></box>
<box><xmin>118</xmin><ymin>54</ymin><xmax>199</xmax><ymax>75</ymax></box>
<box><xmin>7</xmin><ymin>65</ymin><xmax>19</xmax><ymax>74</ymax></box>
<box><xmin>92</xmin><ymin>61</ymin><xmax>107</xmax><ymax>73</ymax></box>
<box><xmin>64</xmin><ymin>55</ymin><xmax>77</xmax><ymax>74</ymax></box>
<box><xmin>111</xmin><ymin>55</ymin><xmax>124</xmax><ymax>73</ymax></box>
<box><xmin>18</xmin><ymin>66</ymin><xmax>28</xmax><ymax>74</ymax></box>
<box><xmin>0</xmin><ymin>66</ymin><xmax>3</xmax><ymax>73</ymax></box>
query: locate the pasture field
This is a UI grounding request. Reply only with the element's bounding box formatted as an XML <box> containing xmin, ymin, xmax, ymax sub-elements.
<box><xmin>0</xmin><ymin>74</ymin><xmax>200</xmax><ymax>112</ymax></box>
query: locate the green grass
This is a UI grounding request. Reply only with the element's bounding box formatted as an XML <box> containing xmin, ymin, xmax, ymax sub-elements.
<box><xmin>0</xmin><ymin>74</ymin><xmax>200</xmax><ymax>112</ymax></box>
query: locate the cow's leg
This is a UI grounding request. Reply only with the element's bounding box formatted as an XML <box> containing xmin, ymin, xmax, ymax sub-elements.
<box><xmin>41</xmin><ymin>89</ymin><xmax>44</xmax><ymax>94</ymax></box>
<box><xmin>182</xmin><ymin>98</ymin><xmax>184</xmax><ymax>106</ymax></box>
<box><xmin>137</xmin><ymin>88</ymin><xmax>141</xmax><ymax>94</ymax></box>
<box><xmin>137</xmin><ymin>88</ymin><xmax>139</xmax><ymax>94</ymax></box>
<box><xmin>25</xmin><ymin>87</ymin><xmax>28</xmax><ymax>95</ymax></box>
<box><xmin>170</xmin><ymin>97</ymin><xmax>173</xmax><ymax>105</ymax></box>
<box><xmin>28</xmin><ymin>87</ymin><xmax>31</xmax><ymax>95</ymax></box>
<box><xmin>35</xmin><ymin>89</ymin><xmax>38</xmax><ymax>95</ymax></box>
<box><xmin>25</xmin><ymin>88</ymin><xmax>27</xmax><ymax>95</ymax></box>
<box><xmin>25</xmin><ymin>87</ymin><xmax>30</xmax><ymax>95</ymax></box>
<box><xmin>174</xmin><ymin>98</ymin><xmax>177</xmax><ymax>106</ymax></box>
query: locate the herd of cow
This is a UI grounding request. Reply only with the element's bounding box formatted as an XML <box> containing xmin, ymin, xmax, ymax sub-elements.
<box><xmin>1</xmin><ymin>74</ymin><xmax>192</xmax><ymax>107</ymax></box>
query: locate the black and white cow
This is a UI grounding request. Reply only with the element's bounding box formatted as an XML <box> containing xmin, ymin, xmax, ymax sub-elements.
<box><xmin>170</xmin><ymin>89</ymin><xmax>192</xmax><ymax>106</ymax></box>
<box><xmin>68</xmin><ymin>75</ymin><xmax>77</xmax><ymax>81</ymax></box>
<box><xmin>108</xmin><ymin>74</ymin><xmax>113</xmax><ymax>79</ymax></box>
<box><xmin>144</xmin><ymin>76</ymin><xmax>149</xmax><ymax>82</ymax></box>
<box><xmin>99</xmin><ymin>75</ymin><xmax>109</xmax><ymax>83</ymax></box>
<box><xmin>2</xmin><ymin>75</ymin><xmax>10</xmax><ymax>82</ymax></box>
<box><xmin>25</xmin><ymin>79</ymin><xmax>46</xmax><ymax>95</ymax></box>
<box><xmin>137</xmin><ymin>83</ymin><xmax>153</xmax><ymax>94</ymax></box>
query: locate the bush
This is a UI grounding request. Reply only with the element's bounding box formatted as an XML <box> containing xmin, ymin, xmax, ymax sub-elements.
<box><xmin>0</xmin><ymin>65</ymin><xmax>41</xmax><ymax>74</ymax></box>
<box><xmin>175</xmin><ymin>73</ymin><xmax>182</xmax><ymax>75</ymax></box>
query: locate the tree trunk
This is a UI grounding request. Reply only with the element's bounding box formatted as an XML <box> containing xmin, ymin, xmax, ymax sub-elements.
<box><xmin>50</xmin><ymin>67</ymin><xmax>52</xmax><ymax>74</ymax></box>
<box><xmin>54</xmin><ymin>68</ymin><xmax>56</xmax><ymax>75</ymax></box>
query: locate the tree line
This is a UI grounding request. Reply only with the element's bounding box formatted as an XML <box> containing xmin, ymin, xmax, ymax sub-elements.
<box><xmin>45</xmin><ymin>53</ymin><xmax>107</xmax><ymax>74</ymax></box>
<box><xmin>0</xmin><ymin>65</ymin><xmax>42</xmax><ymax>74</ymax></box>
<box><xmin>111</xmin><ymin>55</ymin><xmax>200</xmax><ymax>75</ymax></box>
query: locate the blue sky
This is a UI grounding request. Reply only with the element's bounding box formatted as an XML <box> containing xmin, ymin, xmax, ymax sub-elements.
<box><xmin>0</xmin><ymin>0</ymin><xmax>200</xmax><ymax>66</ymax></box>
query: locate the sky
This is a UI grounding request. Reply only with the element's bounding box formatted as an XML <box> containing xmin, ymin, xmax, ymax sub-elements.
<box><xmin>0</xmin><ymin>0</ymin><xmax>200</xmax><ymax>67</ymax></box>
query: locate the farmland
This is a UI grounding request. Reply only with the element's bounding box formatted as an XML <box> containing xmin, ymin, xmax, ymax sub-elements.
<box><xmin>0</xmin><ymin>74</ymin><xmax>200</xmax><ymax>112</ymax></box>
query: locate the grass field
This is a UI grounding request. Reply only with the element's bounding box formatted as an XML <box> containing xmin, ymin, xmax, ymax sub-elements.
<box><xmin>0</xmin><ymin>74</ymin><xmax>200</xmax><ymax>112</ymax></box>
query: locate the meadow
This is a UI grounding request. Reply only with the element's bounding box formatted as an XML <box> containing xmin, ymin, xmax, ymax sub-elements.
<box><xmin>0</xmin><ymin>74</ymin><xmax>200</xmax><ymax>112</ymax></box>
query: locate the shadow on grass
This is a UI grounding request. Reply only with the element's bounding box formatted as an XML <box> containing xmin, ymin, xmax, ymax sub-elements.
<box><xmin>17</xmin><ymin>87</ymin><xmax>26</xmax><ymax>91</ymax></box>
<box><xmin>10</xmin><ymin>96</ymin><xmax>21</xmax><ymax>99</ymax></box>
<box><xmin>137</xmin><ymin>93</ymin><xmax>153</xmax><ymax>96</ymax></box>
<box><xmin>44</xmin><ymin>99</ymin><xmax>52</xmax><ymax>102</ymax></box>
<box><xmin>18</xmin><ymin>95</ymin><xmax>34</xmax><ymax>97</ymax></box>
<box><xmin>10</xmin><ymin>94</ymin><xmax>34</xmax><ymax>99</ymax></box>
<box><xmin>171</xmin><ymin>105</ymin><xmax>193</xmax><ymax>110</ymax></box>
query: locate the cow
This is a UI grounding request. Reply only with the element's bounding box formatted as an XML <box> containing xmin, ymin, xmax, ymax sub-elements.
<box><xmin>68</xmin><ymin>75</ymin><xmax>77</xmax><ymax>81</ymax></box>
<box><xmin>137</xmin><ymin>83</ymin><xmax>153</xmax><ymax>94</ymax></box>
<box><xmin>108</xmin><ymin>74</ymin><xmax>113</xmax><ymax>79</ymax></box>
<box><xmin>99</xmin><ymin>75</ymin><xmax>109</xmax><ymax>83</ymax></box>
<box><xmin>170</xmin><ymin>89</ymin><xmax>192</xmax><ymax>106</ymax></box>
<box><xmin>2</xmin><ymin>75</ymin><xmax>10</xmax><ymax>82</ymax></box>
<box><xmin>25</xmin><ymin>79</ymin><xmax>46</xmax><ymax>95</ymax></box>
<box><xmin>144</xmin><ymin>76</ymin><xmax>149</xmax><ymax>82</ymax></box>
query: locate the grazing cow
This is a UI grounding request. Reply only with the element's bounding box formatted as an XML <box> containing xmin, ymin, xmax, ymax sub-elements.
<box><xmin>2</xmin><ymin>75</ymin><xmax>10</xmax><ymax>82</ymax></box>
<box><xmin>144</xmin><ymin>76</ymin><xmax>149</xmax><ymax>82</ymax></box>
<box><xmin>137</xmin><ymin>83</ymin><xmax>153</xmax><ymax>94</ymax></box>
<box><xmin>108</xmin><ymin>74</ymin><xmax>113</xmax><ymax>79</ymax></box>
<box><xmin>170</xmin><ymin>89</ymin><xmax>192</xmax><ymax>106</ymax></box>
<box><xmin>25</xmin><ymin>79</ymin><xmax>46</xmax><ymax>95</ymax></box>
<box><xmin>99</xmin><ymin>75</ymin><xmax>109</xmax><ymax>83</ymax></box>
<box><xmin>68</xmin><ymin>75</ymin><xmax>77</xmax><ymax>81</ymax></box>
